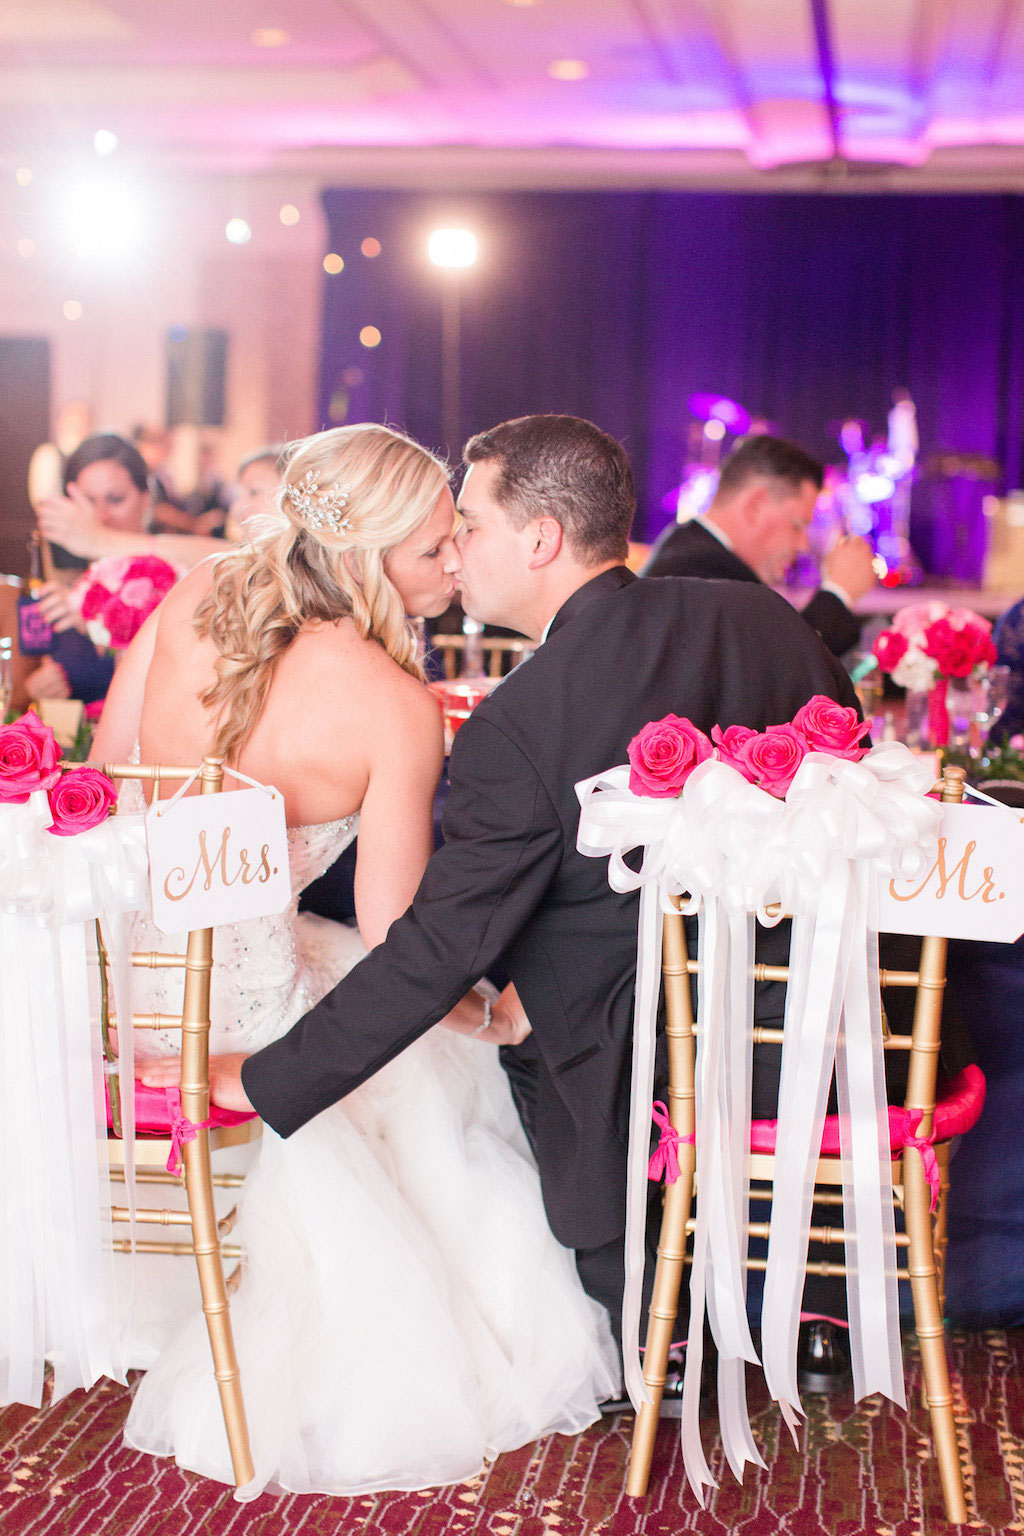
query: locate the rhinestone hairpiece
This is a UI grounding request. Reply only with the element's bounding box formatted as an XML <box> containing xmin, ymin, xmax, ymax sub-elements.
<box><xmin>284</xmin><ymin>469</ymin><xmax>353</xmax><ymax>534</ymax></box>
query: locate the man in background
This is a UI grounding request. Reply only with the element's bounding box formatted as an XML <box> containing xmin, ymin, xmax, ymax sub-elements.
<box><xmin>640</xmin><ymin>434</ymin><xmax>876</xmax><ymax>657</ymax></box>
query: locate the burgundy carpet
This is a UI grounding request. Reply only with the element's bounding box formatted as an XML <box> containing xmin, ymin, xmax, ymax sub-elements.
<box><xmin>2</xmin><ymin>1330</ymin><xmax>1022</xmax><ymax>1534</ymax></box>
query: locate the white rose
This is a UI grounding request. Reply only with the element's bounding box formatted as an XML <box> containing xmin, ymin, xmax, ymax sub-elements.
<box><xmin>892</xmin><ymin>646</ymin><xmax>937</xmax><ymax>692</ymax></box>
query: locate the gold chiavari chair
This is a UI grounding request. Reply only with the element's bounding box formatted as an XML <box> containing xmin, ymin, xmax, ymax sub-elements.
<box><xmin>628</xmin><ymin>764</ymin><xmax>986</xmax><ymax>1524</ymax></box>
<box><xmin>429</xmin><ymin>632</ymin><xmax>532</xmax><ymax>679</ymax></box>
<box><xmin>99</xmin><ymin>757</ymin><xmax>261</xmax><ymax>1491</ymax></box>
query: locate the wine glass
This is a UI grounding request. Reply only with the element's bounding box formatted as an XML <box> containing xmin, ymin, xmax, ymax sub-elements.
<box><xmin>978</xmin><ymin>665</ymin><xmax>1011</xmax><ymax>740</ymax></box>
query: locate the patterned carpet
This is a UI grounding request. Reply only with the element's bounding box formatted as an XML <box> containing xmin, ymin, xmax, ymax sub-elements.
<box><xmin>3</xmin><ymin>1330</ymin><xmax>1022</xmax><ymax>1535</ymax></box>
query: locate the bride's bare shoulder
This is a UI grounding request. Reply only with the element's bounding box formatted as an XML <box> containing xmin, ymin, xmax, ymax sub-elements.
<box><xmin>278</xmin><ymin>621</ymin><xmax>440</xmax><ymax>736</ymax></box>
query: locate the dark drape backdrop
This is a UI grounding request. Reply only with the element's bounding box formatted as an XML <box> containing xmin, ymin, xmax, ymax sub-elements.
<box><xmin>319</xmin><ymin>190</ymin><xmax>1024</xmax><ymax>541</ymax></box>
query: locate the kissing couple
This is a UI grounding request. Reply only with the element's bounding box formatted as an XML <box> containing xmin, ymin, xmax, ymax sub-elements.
<box><xmin>96</xmin><ymin>413</ymin><xmax>853</xmax><ymax>1496</ymax></box>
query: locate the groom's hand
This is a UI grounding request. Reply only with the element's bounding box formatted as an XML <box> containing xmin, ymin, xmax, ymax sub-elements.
<box><xmin>138</xmin><ymin>1051</ymin><xmax>256</xmax><ymax>1114</ymax></box>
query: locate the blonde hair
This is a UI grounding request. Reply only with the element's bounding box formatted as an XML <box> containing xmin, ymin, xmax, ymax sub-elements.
<box><xmin>195</xmin><ymin>424</ymin><xmax>449</xmax><ymax>763</ymax></box>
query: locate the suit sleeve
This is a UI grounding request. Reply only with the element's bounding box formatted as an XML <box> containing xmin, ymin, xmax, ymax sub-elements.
<box><xmin>241</xmin><ymin>714</ymin><xmax>564</xmax><ymax>1136</ymax></box>
<box><xmin>801</xmin><ymin>588</ymin><xmax>862</xmax><ymax>657</ymax></box>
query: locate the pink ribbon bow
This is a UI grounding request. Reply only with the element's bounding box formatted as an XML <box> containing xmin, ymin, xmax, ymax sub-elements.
<box><xmin>165</xmin><ymin>1089</ymin><xmax>214</xmax><ymax>1177</ymax></box>
<box><xmin>648</xmin><ymin>1100</ymin><xmax>695</xmax><ymax>1184</ymax></box>
<box><xmin>902</xmin><ymin>1110</ymin><xmax>940</xmax><ymax>1212</ymax></box>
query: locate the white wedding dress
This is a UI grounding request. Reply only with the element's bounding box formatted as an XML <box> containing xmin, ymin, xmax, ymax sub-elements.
<box><xmin>122</xmin><ymin>802</ymin><xmax>620</xmax><ymax>1497</ymax></box>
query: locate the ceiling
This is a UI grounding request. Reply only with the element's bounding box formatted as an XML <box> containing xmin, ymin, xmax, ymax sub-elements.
<box><xmin>3</xmin><ymin>0</ymin><xmax>1024</xmax><ymax>185</ymax></box>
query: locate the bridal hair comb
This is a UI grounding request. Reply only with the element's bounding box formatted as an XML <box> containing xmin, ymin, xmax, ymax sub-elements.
<box><xmin>284</xmin><ymin>470</ymin><xmax>353</xmax><ymax>534</ymax></box>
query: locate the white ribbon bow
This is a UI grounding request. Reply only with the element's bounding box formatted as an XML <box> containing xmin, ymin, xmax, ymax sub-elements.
<box><xmin>576</xmin><ymin>741</ymin><xmax>940</xmax><ymax>1502</ymax></box>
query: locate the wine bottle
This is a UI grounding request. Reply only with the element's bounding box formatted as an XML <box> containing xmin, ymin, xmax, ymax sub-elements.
<box><xmin>17</xmin><ymin>533</ymin><xmax>54</xmax><ymax>656</ymax></box>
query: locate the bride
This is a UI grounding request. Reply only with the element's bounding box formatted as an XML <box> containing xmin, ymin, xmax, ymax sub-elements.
<box><xmin>93</xmin><ymin>423</ymin><xmax>619</xmax><ymax>1498</ymax></box>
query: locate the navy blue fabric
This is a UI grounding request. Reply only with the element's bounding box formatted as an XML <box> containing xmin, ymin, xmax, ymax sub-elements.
<box><xmin>319</xmin><ymin>190</ymin><xmax>1024</xmax><ymax>541</ymax></box>
<box><xmin>945</xmin><ymin>935</ymin><xmax>1024</xmax><ymax>1326</ymax></box>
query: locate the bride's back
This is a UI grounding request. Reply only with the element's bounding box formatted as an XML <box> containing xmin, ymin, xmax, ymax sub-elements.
<box><xmin>138</xmin><ymin>560</ymin><xmax>438</xmax><ymax>828</ymax></box>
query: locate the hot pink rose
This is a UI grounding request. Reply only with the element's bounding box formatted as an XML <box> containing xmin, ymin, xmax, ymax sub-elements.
<box><xmin>0</xmin><ymin>712</ymin><xmax>62</xmax><ymax>803</ymax></box>
<box><xmin>735</xmin><ymin>723</ymin><xmax>808</xmax><ymax>798</ymax></box>
<box><xmin>627</xmin><ymin>714</ymin><xmax>714</xmax><ymax>798</ymax></box>
<box><xmin>792</xmin><ymin>695</ymin><xmax>870</xmax><ymax>760</ymax></box>
<box><xmin>710</xmin><ymin>723</ymin><xmax>758</xmax><ymax>779</ymax></box>
<box><xmin>873</xmin><ymin>629</ymin><xmax>908</xmax><ymax>673</ymax></box>
<box><xmin>46</xmin><ymin>766</ymin><xmax>117</xmax><ymax>836</ymax></box>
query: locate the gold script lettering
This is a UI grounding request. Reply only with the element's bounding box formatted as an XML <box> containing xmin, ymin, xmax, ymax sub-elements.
<box><xmin>889</xmin><ymin>837</ymin><xmax>1002</xmax><ymax>905</ymax></box>
<box><xmin>162</xmin><ymin>828</ymin><xmax>243</xmax><ymax>902</ymax></box>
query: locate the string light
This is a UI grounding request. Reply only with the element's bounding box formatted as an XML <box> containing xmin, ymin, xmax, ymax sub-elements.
<box><xmin>428</xmin><ymin>228</ymin><xmax>478</xmax><ymax>268</ymax></box>
<box><xmin>225</xmin><ymin>217</ymin><xmax>252</xmax><ymax>245</ymax></box>
<box><xmin>360</xmin><ymin>237</ymin><xmax>382</xmax><ymax>258</ymax></box>
<box><xmin>17</xmin><ymin>238</ymin><xmax>34</xmax><ymax>258</ymax></box>
<box><xmin>323</xmin><ymin>253</ymin><xmax>345</xmax><ymax>274</ymax></box>
<box><xmin>359</xmin><ymin>326</ymin><xmax>382</xmax><ymax>348</ymax></box>
<box><xmin>251</xmin><ymin>27</ymin><xmax>289</xmax><ymax>46</ymax></box>
<box><xmin>62</xmin><ymin>300</ymin><xmax>83</xmax><ymax>321</ymax></box>
<box><xmin>15</xmin><ymin>168</ymin><xmax>33</xmax><ymax>187</ymax></box>
<box><xmin>93</xmin><ymin>129</ymin><xmax>118</xmax><ymax>158</ymax></box>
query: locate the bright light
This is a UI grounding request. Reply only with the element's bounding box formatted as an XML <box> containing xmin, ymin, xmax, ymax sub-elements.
<box><xmin>225</xmin><ymin>217</ymin><xmax>252</xmax><ymax>245</ymax></box>
<box><xmin>15</xmin><ymin>167</ymin><xmax>33</xmax><ymax>187</ymax></box>
<box><xmin>855</xmin><ymin>472</ymin><xmax>896</xmax><ymax>505</ymax></box>
<box><xmin>323</xmin><ymin>252</ymin><xmax>344</xmax><ymax>274</ymax></box>
<box><xmin>62</xmin><ymin>300</ymin><xmax>83</xmax><ymax>321</ymax></box>
<box><xmin>251</xmin><ymin>27</ymin><xmax>289</xmax><ymax>46</ymax></box>
<box><xmin>359</xmin><ymin>326</ymin><xmax>382</xmax><ymax>349</ymax></box>
<box><xmin>17</xmin><ymin>238</ymin><xmax>34</xmax><ymax>258</ymax></box>
<box><xmin>93</xmin><ymin>129</ymin><xmax>118</xmax><ymax>158</ymax></box>
<box><xmin>66</xmin><ymin>174</ymin><xmax>146</xmax><ymax>262</ymax></box>
<box><xmin>547</xmin><ymin>59</ymin><xmax>589</xmax><ymax>80</ymax></box>
<box><xmin>279</xmin><ymin>203</ymin><xmax>300</xmax><ymax>226</ymax></box>
<box><xmin>360</xmin><ymin>237</ymin><xmax>382</xmax><ymax>258</ymax></box>
<box><xmin>703</xmin><ymin>420</ymin><xmax>726</xmax><ymax>442</ymax></box>
<box><xmin>428</xmin><ymin>228</ymin><xmax>478</xmax><ymax>269</ymax></box>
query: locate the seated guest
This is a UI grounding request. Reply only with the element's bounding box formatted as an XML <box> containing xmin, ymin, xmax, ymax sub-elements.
<box><xmin>640</xmin><ymin>434</ymin><xmax>876</xmax><ymax>657</ymax></box>
<box><xmin>223</xmin><ymin>445</ymin><xmax>283</xmax><ymax>540</ymax></box>
<box><xmin>26</xmin><ymin>433</ymin><xmax>154</xmax><ymax>706</ymax></box>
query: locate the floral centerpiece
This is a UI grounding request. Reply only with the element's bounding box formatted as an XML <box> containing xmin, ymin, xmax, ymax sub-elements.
<box><xmin>0</xmin><ymin>710</ymin><xmax>116</xmax><ymax>832</ymax></box>
<box><xmin>871</xmin><ymin>602</ymin><xmax>997</xmax><ymax>747</ymax></box>
<box><xmin>70</xmin><ymin>554</ymin><xmax>178</xmax><ymax>651</ymax></box>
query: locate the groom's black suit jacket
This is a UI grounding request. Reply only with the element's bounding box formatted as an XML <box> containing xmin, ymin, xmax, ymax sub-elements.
<box><xmin>641</xmin><ymin>518</ymin><xmax>862</xmax><ymax>658</ymax></box>
<box><xmin>243</xmin><ymin>567</ymin><xmax>857</xmax><ymax>1252</ymax></box>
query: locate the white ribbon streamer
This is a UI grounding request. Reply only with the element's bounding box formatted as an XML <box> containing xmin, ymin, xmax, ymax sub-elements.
<box><xmin>576</xmin><ymin>741</ymin><xmax>939</xmax><ymax>1501</ymax></box>
<box><xmin>0</xmin><ymin>792</ymin><xmax>147</xmax><ymax>1408</ymax></box>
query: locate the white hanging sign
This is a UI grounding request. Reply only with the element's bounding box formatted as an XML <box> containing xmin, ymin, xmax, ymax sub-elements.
<box><xmin>877</xmin><ymin>801</ymin><xmax>1024</xmax><ymax>943</ymax></box>
<box><xmin>146</xmin><ymin>784</ymin><xmax>291</xmax><ymax>934</ymax></box>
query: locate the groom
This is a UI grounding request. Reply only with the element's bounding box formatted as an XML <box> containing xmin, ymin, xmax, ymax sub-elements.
<box><xmin>241</xmin><ymin>414</ymin><xmax>857</xmax><ymax>1330</ymax></box>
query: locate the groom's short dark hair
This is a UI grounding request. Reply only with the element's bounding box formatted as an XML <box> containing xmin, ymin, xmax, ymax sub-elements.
<box><xmin>463</xmin><ymin>414</ymin><xmax>634</xmax><ymax>565</ymax></box>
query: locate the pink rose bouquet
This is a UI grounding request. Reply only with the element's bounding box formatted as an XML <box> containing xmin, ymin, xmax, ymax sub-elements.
<box><xmin>72</xmin><ymin>554</ymin><xmax>178</xmax><ymax>650</ymax></box>
<box><xmin>627</xmin><ymin>714</ymin><xmax>714</xmax><ymax>798</ymax></box>
<box><xmin>47</xmin><ymin>765</ymin><xmax>118</xmax><ymax>837</ymax></box>
<box><xmin>0</xmin><ymin>711</ymin><xmax>117</xmax><ymax>832</ymax></box>
<box><xmin>627</xmin><ymin>695</ymin><xmax>871</xmax><ymax>804</ymax></box>
<box><xmin>0</xmin><ymin>711</ymin><xmax>63</xmax><ymax>803</ymax></box>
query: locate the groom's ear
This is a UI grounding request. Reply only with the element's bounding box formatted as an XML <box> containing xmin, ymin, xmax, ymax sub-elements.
<box><xmin>526</xmin><ymin>517</ymin><xmax>563</xmax><ymax>570</ymax></box>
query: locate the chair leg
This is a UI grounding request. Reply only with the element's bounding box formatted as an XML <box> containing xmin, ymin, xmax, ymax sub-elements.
<box><xmin>626</xmin><ymin>1155</ymin><xmax>695</xmax><ymax>1498</ymax></box>
<box><xmin>902</xmin><ymin>1148</ymin><xmax>967</xmax><ymax>1525</ymax></box>
<box><xmin>181</xmin><ymin>1132</ymin><xmax>255</xmax><ymax>1488</ymax></box>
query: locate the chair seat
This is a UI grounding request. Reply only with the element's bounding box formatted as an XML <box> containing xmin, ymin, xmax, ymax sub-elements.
<box><xmin>748</xmin><ymin>1064</ymin><xmax>986</xmax><ymax>1156</ymax></box>
<box><xmin>105</xmin><ymin>1079</ymin><xmax>260</xmax><ymax>1137</ymax></box>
